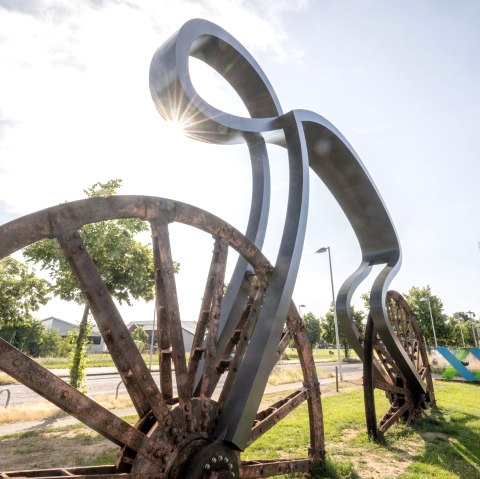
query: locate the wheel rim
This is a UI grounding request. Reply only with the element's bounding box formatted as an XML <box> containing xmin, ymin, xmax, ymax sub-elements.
<box><xmin>363</xmin><ymin>290</ymin><xmax>435</xmax><ymax>438</ymax></box>
<box><xmin>0</xmin><ymin>195</ymin><xmax>324</xmax><ymax>478</ymax></box>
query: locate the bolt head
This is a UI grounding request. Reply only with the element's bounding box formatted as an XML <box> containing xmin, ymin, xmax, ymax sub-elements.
<box><xmin>218</xmin><ymin>455</ymin><xmax>223</xmax><ymax>461</ymax></box>
<box><xmin>228</xmin><ymin>463</ymin><xmax>233</xmax><ymax>469</ymax></box>
<box><xmin>211</xmin><ymin>457</ymin><xmax>217</xmax><ymax>463</ymax></box>
<box><xmin>204</xmin><ymin>463</ymin><xmax>211</xmax><ymax>470</ymax></box>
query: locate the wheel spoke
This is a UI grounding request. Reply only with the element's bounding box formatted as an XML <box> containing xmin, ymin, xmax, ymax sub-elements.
<box><xmin>194</xmin><ymin>271</ymin><xmax>255</xmax><ymax>398</ymax></box>
<box><xmin>150</xmin><ymin>219</ymin><xmax>191</xmax><ymax>416</ymax></box>
<box><xmin>0</xmin><ymin>338</ymin><xmax>168</xmax><ymax>464</ymax></box>
<box><xmin>188</xmin><ymin>237</ymin><xmax>228</xmax><ymax>394</ymax></box>
<box><xmin>275</xmin><ymin>327</ymin><xmax>292</xmax><ymax>363</ymax></box>
<box><xmin>240</xmin><ymin>459</ymin><xmax>311</xmax><ymax>478</ymax></box>
<box><xmin>57</xmin><ymin>232</ymin><xmax>173</xmax><ymax>429</ymax></box>
<box><xmin>199</xmin><ymin>238</ymin><xmax>228</xmax><ymax>397</ymax></box>
<box><xmin>285</xmin><ymin>304</ymin><xmax>324</xmax><ymax>459</ymax></box>
<box><xmin>1</xmin><ymin>467</ymin><xmax>164</xmax><ymax>479</ymax></box>
<box><xmin>378</xmin><ymin>401</ymin><xmax>412</xmax><ymax>434</ymax></box>
<box><xmin>247</xmin><ymin>388</ymin><xmax>308</xmax><ymax>446</ymax></box>
<box><xmin>216</xmin><ymin>275</ymin><xmax>268</xmax><ymax>412</ymax></box>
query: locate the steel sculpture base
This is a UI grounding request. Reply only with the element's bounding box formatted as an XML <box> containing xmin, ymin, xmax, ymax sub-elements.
<box><xmin>0</xmin><ymin>196</ymin><xmax>324</xmax><ymax>479</ymax></box>
<box><xmin>364</xmin><ymin>291</ymin><xmax>435</xmax><ymax>440</ymax></box>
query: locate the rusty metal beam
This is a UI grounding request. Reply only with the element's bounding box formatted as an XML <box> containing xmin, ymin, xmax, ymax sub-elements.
<box><xmin>0</xmin><ymin>339</ymin><xmax>166</xmax><ymax>464</ymax></box>
<box><xmin>239</xmin><ymin>459</ymin><xmax>311</xmax><ymax>478</ymax></box>
<box><xmin>150</xmin><ymin>218</ymin><xmax>190</xmax><ymax>411</ymax></box>
<box><xmin>199</xmin><ymin>238</ymin><xmax>228</xmax><ymax>397</ymax></box>
<box><xmin>248</xmin><ymin>388</ymin><xmax>308</xmax><ymax>446</ymax></box>
<box><xmin>57</xmin><ymin>231</ymin><xmax>174</xmax><ymax>433</ymax></box>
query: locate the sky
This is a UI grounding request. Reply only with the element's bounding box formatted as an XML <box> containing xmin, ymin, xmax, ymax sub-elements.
<box><xmin>0</xmin><ymin>0</ymin><xmax>479</xmax><ymax>327</ymax></box>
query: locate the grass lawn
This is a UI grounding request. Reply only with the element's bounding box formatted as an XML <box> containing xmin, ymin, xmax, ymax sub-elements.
<box><xmin>33</xmin><ymin>348</ymin><xmax>359</xmax><ymax>370</ymax></box>
<box><xmin>35</xmin><ymin>353</ymin><xmax>161</xmax><ymax>369</ymax></box>
<box><xmin>1</xmin><ymin>380</ymin><xmax>478</xmax><ymax>478</ymax></box>
<box><xmin>243</xmin><ymin>379</ymin><xmax>480</xmax><ymax>478</ymax></box>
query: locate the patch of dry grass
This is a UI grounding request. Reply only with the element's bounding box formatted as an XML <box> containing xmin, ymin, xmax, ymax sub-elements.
<box><xmin>0</xmin><ymin>372</ymin><xmax>17</xmax><ymax>385</ymax></box>
<box><xmin>0</xmin><ymin>394</ymin><xmax>134</xmax><ymax>425</ymax></box>
<box><xmin>267</xmin><ymin>366</ymin><xmax>334</xmax><ymax>386</ymax></box>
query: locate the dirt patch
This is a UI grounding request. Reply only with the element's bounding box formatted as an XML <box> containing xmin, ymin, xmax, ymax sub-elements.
<box><xmin>329</xmin><ymin>434</ymin><xmax>423</xmax><ymax>479</ymax></box>
<box><xmin>0</xmin><ymin>428</ymin><xmax>119</xmax><ymax>471</ymax></box>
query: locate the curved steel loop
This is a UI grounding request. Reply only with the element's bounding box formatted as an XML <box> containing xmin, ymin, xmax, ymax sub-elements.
<box><xmin>149</xmin><ymin>18</ymin><xmax>426</xmax><ymax>447</ymax></box>
<box><xmin>295</xmin><ymin>109</ymin><xmax>425</xmax><ymax>399</ymax></box>
<box><xmin>150</xmin><ymin>19</ymin><xmax>278</xmax><ymax>389</ymax></box>
<box><xmin>150</xmin><ymin>19</ymin><xmax>310</xmax><ymax>449</ymax></box>
<box><xmin>149</xmin><ymin>18</ymin><xmax>283</xmax><ymax>144</ymax></box>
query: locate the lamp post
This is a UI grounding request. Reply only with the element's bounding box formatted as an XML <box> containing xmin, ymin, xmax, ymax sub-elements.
<box><xmin>299</xmin><ymin>304</ymin><xmax>306</xmax><ymax>317</ymax></box>
<box><xmin>421</xmin><ymin>296</ymin><xmax>437</xmax><ymax>348</ymax></box>
<box><xmin>458</xmin><ymin>322</ymin><xmax>465</xmax><ymax>348</ymax></box>
<box><xmin>315</xmin><ymin>246</ymin><xmax>343</xmax><ymax>380</ymax></box>
<box><xmin>149</xmin><ymin>307</ymin><xmax>156</xmax><ymax>371</ymax></box>
<box><xmin>467</xmin><ymin>311</ymin><xmax>478</xmax><ymax>347</ymax></box>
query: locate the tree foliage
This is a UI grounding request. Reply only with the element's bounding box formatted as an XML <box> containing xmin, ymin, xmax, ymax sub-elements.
<box><xmin>321</xmin><ymin>304</ymin><xmax>365</xmax><ymax>358</ymax></box>
<box><xmin>301</xmin><ymin>311</ymin><xmax>321</xmax><ymax>347</ymax></box>
<box><xmin>23</xmin><ymin>180</ymin><xmax>156</xmax><ymax>306</ymax></box>
<box><xmin>68</xmin><ymin>305</ymin><xmax>92</xmax><ymax>392</ymax></box>
<box><xmin>132</xmin><ymin>326</ymin><xmax>149</xmax><ymax>344</ymax></box>
<box><xmin>0</xmin><ymin>257</ymin><xmax>50</xmax><ymax>326</ymax></box>
<box><xmin>404</xmin><ymin>285</ymin><xmax>450</xmax><ymax>348</ymax></box>
<box><xmin>0</xmin><ymin>321</ymin><xmax>72</xmax><ymax>357</ymax></box>
<box><xmin>23</xmin><ymin>179</ymin><xmax>173</xmax><ymax>388</ymax></box>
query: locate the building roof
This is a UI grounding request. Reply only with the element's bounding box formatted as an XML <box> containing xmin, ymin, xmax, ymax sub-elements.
<box><xmin>127</xmin><ymin>320</ymin><xmax>197</xmax><ymax>335</ymax></box>
<box><xmin>40</xmin><ymin>316</ymin><xmax>76</xmax><ymax>327</ymax></box>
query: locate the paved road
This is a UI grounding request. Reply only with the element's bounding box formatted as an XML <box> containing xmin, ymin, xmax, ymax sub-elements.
<box><xmin>0</xmin><ymin>362</ymin><xmax>362</xmax><ymax>436</ymax></box>
<box><xmin>1</xmin><ymin>361</ymin><xmax>362</xmax><ymax>406</ymax></box>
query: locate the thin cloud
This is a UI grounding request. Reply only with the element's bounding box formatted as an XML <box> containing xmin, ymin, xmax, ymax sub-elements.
<box><xmin>0</xmin><ymin>111</ymin><xmax>14</xmax><ymax>140</ymax></box>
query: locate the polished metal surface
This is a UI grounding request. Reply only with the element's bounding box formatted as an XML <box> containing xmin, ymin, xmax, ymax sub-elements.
<box><xmin>149</xmin><ymin>18</ymin><xmax>427</xmax><ymax>449</ymax></box>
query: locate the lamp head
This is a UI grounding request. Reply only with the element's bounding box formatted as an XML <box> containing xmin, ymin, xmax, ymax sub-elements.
<box><xmin>315</xmin><ymin>247</ymin><xmax>329</xmax><ymax>254</ymax></box>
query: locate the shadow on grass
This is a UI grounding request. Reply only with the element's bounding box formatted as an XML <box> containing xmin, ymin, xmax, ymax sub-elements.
<box><xmin>401</xmin><ymin>403</ymin><xmax>480</xmax><ymax>478</ymax></box>
<box><xmin>307</xmin><ymin>458</ymin><xmax>361</xmax><ymax>479</ymax></box>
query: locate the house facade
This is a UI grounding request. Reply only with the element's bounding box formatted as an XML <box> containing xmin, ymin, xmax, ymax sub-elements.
<box><xmin>40</xmin><ymin>316</ymin><xmax>106</xmax><ymax>353</ymax></box>
<box><xmin>127</xmin><ymin>320</ymin><xmax>196</xmax><ymax>352</ymax></box>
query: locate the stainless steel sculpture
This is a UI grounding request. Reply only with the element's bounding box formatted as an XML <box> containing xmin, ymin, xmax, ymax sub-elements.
<box><xmin>0</xmin><ymin>18</ymin><xmax>434</xmax><ymax>478</ymax></box>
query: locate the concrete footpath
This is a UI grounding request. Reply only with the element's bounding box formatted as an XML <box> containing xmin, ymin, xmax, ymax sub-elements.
<box><xmin>0</xmin><ymin>369</ymin><xmax>362</xmax><ymax>437</ymax></box>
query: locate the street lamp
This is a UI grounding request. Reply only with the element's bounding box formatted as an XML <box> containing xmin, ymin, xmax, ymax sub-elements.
<box><xmin>420</xmin><ymin>297</ymin><xmax>437</xmax><ymax>348</ymax></box>
<box><xmin>458</xmin><ymin>322</ymin><xmax>466</xmax><ymax>348</ymax></box>
<box><xmin>315</xmin><ymin>246</ymin><xmax>343</xmax><ymax>380</ymax></box>
<box><xmin>149</xmin><ymin>306</ymin><xmax>156</xmax><ymax>371</ymax></box>
<box><xmin>467</xmin><ymin>311</ymin><xmax>478</xmax><ymax>347</ymax></box>
<box><xmin>298</xmin><ymin>304</ymin><xmax>306</xmax><ymax>316</ymax></box>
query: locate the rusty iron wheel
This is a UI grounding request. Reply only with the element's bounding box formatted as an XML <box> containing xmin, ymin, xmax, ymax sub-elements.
<box><xmin>363</xmin><ymin>290</ymin><xmax>435</xmax><ymax>440</ymax></box>
<box><xmin>0</xmin><ymin>195</ymin><xmax>324</xmax><ymax>479</ymax></box>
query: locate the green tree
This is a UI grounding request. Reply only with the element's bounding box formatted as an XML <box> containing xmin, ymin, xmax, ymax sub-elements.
<box><xmin>23</xmin><ymin>179</ymin><xmax>162</xmax><ymax>389</ymax></box>
<box><xmin>451</xmin><ymin>311</ymin><xmax>478</xmax><ymax>347</ymax></box>
<box><xmin>445</xmin><ymin>313</ymin><xmax>467</xmax><ymax>348</ymax></box>
<box><xmin>321</xmin><ymin>304</ymin><xmax>365</xmax><ymax>358</ymax></box>
<box><xmin>0</xmin><ymin>257</ymin><xmax>50</xmax><ymax>327</ymax></box>
<box><xmin>302</xmin><ymin>311</ymin><xmax>321</xmax><ymax>348</ymax></box>
<box><xmin>0</xmin><ymin>321</ymin><xmax>72</xmax><ymax>357</ymax></box>
<box><xmin>67</xmin><ymin>321</ymin><xmax>92</xmax><ymax>392</ymax></box>
<box><xmin>132</xmin><ymin>326</ymin><xmax>149</xmax><ymax>344</ymax></box>
<box><xmin>404</xmin><ymin>286</ymin><xmax>449</xmax><ymax>348</ymax></box>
